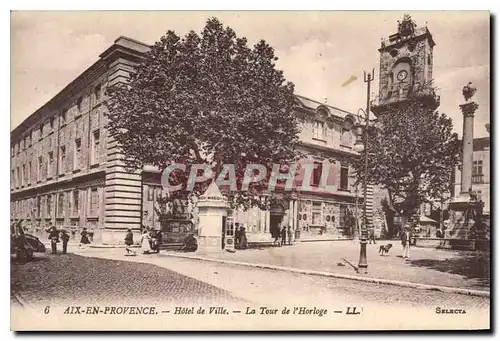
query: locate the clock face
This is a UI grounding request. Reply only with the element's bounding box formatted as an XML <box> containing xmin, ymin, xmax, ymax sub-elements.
<box><xmin>397</xmin><ymin>70</ymin><xmax>408</xmax><ymax>81</ymax></box>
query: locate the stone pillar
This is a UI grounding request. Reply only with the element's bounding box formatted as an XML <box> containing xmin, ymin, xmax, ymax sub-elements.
<box><xmin>265</xmin><ymin>210</ymin><xmax>270</xmax><ymax>233</ymax></box>
<box><xmin>447</xmin><ymin>83</ymin><xmax>479</xmax><ymax>240</ymax></box>
<box><xmin>460</xmin><ymin>106</ymin><xmax>475</xmax><ymax>195</ymax></box>
<box><xmin>196</xmin><ymin>182</ymin><xmax>229</xmax><ymax>253</ymax></box>
<box><xmin>293</xmin><ymin>200</ymin><xmax>298</xmax><ymax>231</ymax></box>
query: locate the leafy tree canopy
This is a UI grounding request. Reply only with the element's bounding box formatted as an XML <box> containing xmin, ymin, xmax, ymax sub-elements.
<box><xmin>106</xmin><ymin>17</ymin><xmax>301</xmax><ymax>209</ymax></box>
<box><xmin>353</xmin><ymin>96</ymin><xmax>461</xmax><ymax>220</ymax></box>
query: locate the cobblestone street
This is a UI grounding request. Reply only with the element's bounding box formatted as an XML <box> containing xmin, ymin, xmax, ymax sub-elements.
<box><xmin>11</xmin><ymin>252</ymin><xmax>241</xmax><ymax>307</ymax></box>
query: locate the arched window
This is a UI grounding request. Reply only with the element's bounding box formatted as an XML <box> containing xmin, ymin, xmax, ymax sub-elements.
<box><xmin>341</xmin><ymin>118</ymin><xmax>354</xmax><ymax>148</ymax></box>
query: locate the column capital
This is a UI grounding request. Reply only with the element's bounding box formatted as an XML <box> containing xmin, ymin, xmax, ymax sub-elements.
<box><xmin>459</xmin><ymin>101</ymin><xmax>479</xmax><ymax>117</ymax></box>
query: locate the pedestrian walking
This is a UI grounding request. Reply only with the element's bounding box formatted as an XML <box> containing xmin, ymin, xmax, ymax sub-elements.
<box><xmin>369</xmin><ymin>228</ymin><xmax>377</xmax><ymax>244</ymax></box>
<box><xmin>238</xmin><ymin>225</ymin><xmax>248</xmax><ymax>249</ymax></box>
<box><xmin>46</xmin><ymin>225</ymin><xmax>59</xmax><ymax>254</ymax></box>
<box><xmin>155</xmin><ymin>229</ymin><xmax>163</xmax><ymax>253</ymax></box>
<box><xmin>60</xmin><ymin>229</ymin><xmax>70</xmax><ymax>254</ymax></box>
<box><xmin>401</xmin><ymin>225</ymin><xmax>411</xmax><ymax>259</ymax></box>
<box><xmin>287</xmin><ymin>226</ymin><xmax>293</xmax><ymax>245</ymax></box>
<box><xmin>149</xmin><ymin>228</ymin><xmax>158</xmax><ymax>252</ymax></box>
<box><xmin>79</xmin><ymin>227</ymin><xmax>91</xmax><ymax>247</ymax></box>
<box><xmin>141</xmin><ymin>229</ymin><xmax>151</xmax><ymax>254</ymax></box>
<box><xmin>271</xmin><ymin>224</ymin><xmax>280</xmax><ymax>245</ymax></box>
<box><xmin>124</xmin><ymin>228</ymin><xmax>136</xmax><ymax>256</ymax></box>
<box><xmin>234</xmin><ymin>224</ymin><xmax>240</xmax><ymax>247</ymax></box>
<box><xmin>281</xmin><ymin>225</ymin><xmax>287</xmax><ymax>246</ymax></box>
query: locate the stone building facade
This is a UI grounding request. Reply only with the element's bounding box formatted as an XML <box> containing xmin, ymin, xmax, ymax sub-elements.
<box><xmin>11</xmin><ymin>36</ymin><xmax>368</xmax><ymax>244</ymax></box>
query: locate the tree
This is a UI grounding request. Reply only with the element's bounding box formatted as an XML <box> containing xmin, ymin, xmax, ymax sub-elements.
<box><xmin>353</xmin><ymin>96</ymin><xmax>461</xmax><ymax>224</ymax></box>
<box><xmin>106</xmin><ymin>17</ymin><xmax>301</xmax><ymax>210</ymax></box>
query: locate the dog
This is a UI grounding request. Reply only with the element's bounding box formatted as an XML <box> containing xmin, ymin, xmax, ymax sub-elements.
<box><xmin>379</xmin><ymin>243</ymin><xmax>393</xmax><ymax>256</ymax></box>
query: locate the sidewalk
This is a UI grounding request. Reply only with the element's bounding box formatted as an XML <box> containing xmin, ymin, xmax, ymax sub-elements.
<box><xmin>166</xmin><ymin>240</ymin><xmax>490</xmax><ymax>292</ymax></box>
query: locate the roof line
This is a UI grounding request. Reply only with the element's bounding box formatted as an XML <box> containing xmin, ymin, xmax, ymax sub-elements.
<box><xmin>294</xmin><ymin>94</ymin><xmax>353</xmax><ymax>115</ymax></box>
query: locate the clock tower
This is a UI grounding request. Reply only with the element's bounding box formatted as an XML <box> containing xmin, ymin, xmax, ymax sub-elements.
<box><xmin>371</xmin><ymin>14</ymin><xmax>440</xmax><ymax>115</ymax></box>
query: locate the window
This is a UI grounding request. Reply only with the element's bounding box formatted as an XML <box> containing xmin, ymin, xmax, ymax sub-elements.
<box><xmin>61</xmin><ymin>109</ymin><xmax>67</xmax><ymax>125</ymax></box>
<box><xmin>313</xmin><ymin>121</ymin><xmax>326</xmax><ymax>140</ymax></box>
<box><xmin>40</xmin><ymin>124</ymin><xmax>44</xmax><ymax>138</ymax></box>
<box><xmin>94</xmin><ymin>84</ymin><xmax>102</xmax><ymax>102</ymax></box>
<box><xmin>47</xmin><ymin>151</ymin><xmax>54</xmax><ymax>178</ymax></box>
<box><xmin>341</xmin><ymin>119</ymin><xmax>354</xmax><ymax>148</ymax></box>
<box><xmin>341</xmin><ymin>128</ymin><xmax>353</xmax><ymax>147</ymax></box>
<box><xmin>57</xmin><ymin>192</ymin><xmax>65</xmax><ymax>217</ymax></box>
<box><xmin>77</xmin><ymin>97</ymin><xmax>83</xmax><ymax>112</ymax></box>
<box><xmin>16</xmin><ymin>167</ymin><xmax>20</xmax><ymax>187</ymax></box>
<box><xmin>340</xmin><ymin>165</ymin><xmax>349</xmax><ymax>190</ymax></box>
<box><xmin>472</xmin><ymin>160</ymin><xmax>483</xmax><ymax>184</ymax></box>
<box><xmin>312</xmin><ymin>162</ymin><xmax>322</xmax><ymax>187</ymax></box>
<box><xmin>28</xmin><ymin>131</ymin><xmax>32</xmax><ymax>146</ymax></box>
<box><xmin>21</xmin><ymin>164</ymin><xmax>26</xmax><ymax>186</ymax></box>
<box><xmin>312</xmin><ymin>202</ymin><xmax>322</xmax><ymax>225</ymax></box>
<box><xmin>50</xmin><ymin>117</ymin><xmax>54</xmax><ymax>129</ymax></box>
<box><xmin>36</xmin><ymin>197</ymin><xmax>41</xmax><ymax>218</ymax></box>
<box><xmin>73</xmin><ymin>190</ymin><xmax>80</xmax><ymax>216</ymax></box>
<box><xmin>472</xmin><ymin>190</ymin><xmax>482</xmax><ymax>202</ymax></box>
<box><xmin>67</xmin><ymin>191</ymin><xmax>72</xmax><ymax>215</ymax></box>
<box><xmin>11</xmin><ymin>169</ymin><xmax>14</xmax><ymax>188</ymax></box>
<box><xmin>339</xmin><ymin>204</ymin><xmax>347</xmax><ymax>227</ymax></box>
<box><xmin>46</xmin><ymin>194</ymin><xmax>52</xmax><ymax>217</ymax></box>
<box><xmin>90</xmin><ymin>188</ymin><xmax>99</xmax><ymax>216</ymax></box>
<box><xmin>38</xmin><ymin>156</ymin><xmax>43</xmax><ymax>182</ymax></box>
<box><xmin>74</xmin><ymin>138</ymin><xmax>82</xmax><ymax>170</ymax></box>
<box><xmin>91</xmin><ymin>130</ymin><xmax>100</xmax><ymax>165</ymax></box>
<box><xmin>28</xmin><ymin>161</ymin><xmax>32</xmax><ymax>184</ymax></box>
<box><xmin>59</xmin><ymin>146</ymin><xmax>66</xmax><ymax>174</ymax></box>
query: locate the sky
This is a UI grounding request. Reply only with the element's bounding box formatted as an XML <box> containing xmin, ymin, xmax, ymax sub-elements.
<box><xmin>10</xmin><ymin>11</ymin><xmax>490</xmax><ymax>138</ymax></box>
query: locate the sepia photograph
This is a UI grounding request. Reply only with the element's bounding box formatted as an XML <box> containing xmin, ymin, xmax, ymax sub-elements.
<box><xmin>9</xmin><ymin>10</ymin><xmax>490</xmax><ymax>331</ymax></box>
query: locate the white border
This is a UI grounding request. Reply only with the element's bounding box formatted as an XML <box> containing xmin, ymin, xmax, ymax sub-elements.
<box><xmin>3</xmin><ymin>1</ymin><xmax>497</xmax><ymax>340</ymax></box>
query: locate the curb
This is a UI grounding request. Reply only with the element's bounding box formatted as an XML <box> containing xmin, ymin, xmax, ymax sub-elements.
<box><xmin>12</xmin><ymin>292</ymin><xmax>30</xmax><ymax>308</ymax></box>
<box><xmin>160</xmin><ymin>252</ymin><xmax>490</xmax><ymax>298</ymax></box>
<box><xmin>42</xmin><ymin>243</ymin><xmax>140</xmax><ymax>249</ymax></box>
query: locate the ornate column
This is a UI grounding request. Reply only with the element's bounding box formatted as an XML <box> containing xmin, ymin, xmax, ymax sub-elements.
<box><xmin>447</xmin><ymin>82</ymin><xmax>479</xmax><ymax>240</ymax></box>
<box><xmin>459</xmin><ymin>103</ymin><xmax>477</xmax><ymax>195</ymax></box>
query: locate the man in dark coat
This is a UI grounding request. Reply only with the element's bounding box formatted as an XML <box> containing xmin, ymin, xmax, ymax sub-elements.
<box><xmin>46</xmin><ymin>225</ymin><xmax>59</xmax><ymax>254</ymax></box>
<box><xmin>155</xmin><ymin>229</ymin><xmax>163</xmax><ymax>253</ymax></box>
<box><xmin>124</xmin><ymin>228</ymin><xmax>136</xmax><ymax>256</ymax></box>
<box><xmin>60</xmin><ymin>230</ymin><xmax>70</xmax><ymax>254</ymax></box>
<box><xmin>280</xmin><ymin>226</ymin><xmax>287</xmax><ymax>246</ymax></box>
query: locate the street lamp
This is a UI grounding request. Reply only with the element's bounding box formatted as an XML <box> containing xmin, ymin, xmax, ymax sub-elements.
<box><xmin>352</xmin><ymin>68</ymin><xmax>374</xmax><ymax>274</ymax></box>
<box><xmin>353</xmin><ymin>108</ymin><xmax>369</xmax><ymax>274</ymax></box>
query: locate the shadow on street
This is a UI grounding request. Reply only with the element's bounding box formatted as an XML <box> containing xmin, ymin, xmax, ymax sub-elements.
<box><xmin>408</xmin><ymin>251</ymin><xmax>490</xmax><ymax>288</ymax></box>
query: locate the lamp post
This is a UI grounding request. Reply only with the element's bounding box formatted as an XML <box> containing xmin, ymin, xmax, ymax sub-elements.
<box><xmin>353</xmin><ymin>69</ymin><xmax>374</xmax><ymax>274</ymax></box>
